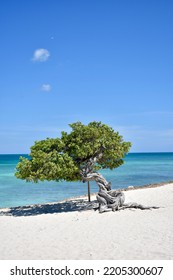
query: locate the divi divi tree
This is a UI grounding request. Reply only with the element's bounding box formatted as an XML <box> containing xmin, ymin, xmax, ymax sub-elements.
<box><xmin>16</xmin><ymin>121</ymin><xmax>132</xmax><ymax>211</ymax></box>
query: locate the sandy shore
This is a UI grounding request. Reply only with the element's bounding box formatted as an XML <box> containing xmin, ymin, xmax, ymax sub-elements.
<box><xmin>0</xmin><ymin>183</ymin><xmax>173</xmax><ymax>260</ymax></box>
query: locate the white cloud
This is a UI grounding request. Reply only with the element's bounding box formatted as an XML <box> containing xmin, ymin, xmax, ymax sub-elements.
<box><xmin>41</xmin><ymin>84</ymin><xmax>52</xmax><ymax>92</ymax></box>
<box><xmin>32</xmin><ymin>48</ymin><xmax>50</xmax><ymax>62</ymax></box>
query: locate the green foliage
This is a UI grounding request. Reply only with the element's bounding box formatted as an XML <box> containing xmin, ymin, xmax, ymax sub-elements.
<box><xmin>15</xmin><ymin>121</ymin><xmax>131</xmax><ymax>182</ymax></box>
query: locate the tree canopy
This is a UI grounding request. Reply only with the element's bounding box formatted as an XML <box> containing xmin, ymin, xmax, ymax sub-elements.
<box><xmin>15</xmin><ymin>121</ymin><xmax>131</xmax><ymax>185</ymax></box>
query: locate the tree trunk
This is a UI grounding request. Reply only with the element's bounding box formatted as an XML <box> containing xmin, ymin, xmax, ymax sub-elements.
<box><xmin>80</xmin><ymin>169</ymin><xmax>124</xmax><ymax>211</ymax></box>
<box><xmin>80</xmin><ymin>169</ymin><xmax>159</xmax><ymax>213</ymax></box>
<box><xmin>87</xmin><ymin>181</ymin><xmax>91</xmax><ymax>202</ymax></box>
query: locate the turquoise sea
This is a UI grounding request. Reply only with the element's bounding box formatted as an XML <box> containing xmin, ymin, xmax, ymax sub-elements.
<box><xmin>0</xmin><ymin>153</ymin><xmax>173</xmax><ymax>208</ymax></box>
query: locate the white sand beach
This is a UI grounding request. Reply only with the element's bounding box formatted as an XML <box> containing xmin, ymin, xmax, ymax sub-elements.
<box><xmin>0</xmin><ymin>183</ymin><xmax>173</xmax><ymax>260</ymax></box>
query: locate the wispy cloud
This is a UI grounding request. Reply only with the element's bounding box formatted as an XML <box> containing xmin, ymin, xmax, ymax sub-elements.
<box><xmin>32</xmin><ymin>48</ymin><xmax>50</xmax><ymax>62</ymax></box>
<box><xmin>129</xmin><ymin>110</ymin><xmax>173</xmax><ymax>117</ymax></box>
<box><xmin>1</xmin><ymin>124</ymin><xmax>173</xmax><ymax>152</ymax></box>
<box><xmin>0</xmin><ymin>125</ymin><xmax>63</xmax><ymax>135</ymax></box>
<box><xmin>41</xmin><ymin>84</ymin><xmax>52</xmax><ymax>92</ymax></box>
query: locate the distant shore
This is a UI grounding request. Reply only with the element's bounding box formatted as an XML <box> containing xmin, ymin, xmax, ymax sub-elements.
<box><xmin>0</xmin><ymin>182</ymin><xmax>173</xmax><ymax>260</ymax></box>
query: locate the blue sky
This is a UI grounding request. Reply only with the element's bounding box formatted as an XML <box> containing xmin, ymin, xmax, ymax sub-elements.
<box><xmin>0</xmin><ymin>0</ymin><xmax>173</xmax><ymax>153</ymax></box>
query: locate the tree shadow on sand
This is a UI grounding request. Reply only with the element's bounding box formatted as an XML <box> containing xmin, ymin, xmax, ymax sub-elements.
<box><xmin>0</xmin><ymin>199</ymin><xmax>98</xmax><ymax>217</ymax></box>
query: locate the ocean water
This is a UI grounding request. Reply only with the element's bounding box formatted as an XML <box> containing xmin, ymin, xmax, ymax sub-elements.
<box><xmin>0</xmin><ymin>153</ymin><xmax>173</xmax><ymax>208</ymax></box>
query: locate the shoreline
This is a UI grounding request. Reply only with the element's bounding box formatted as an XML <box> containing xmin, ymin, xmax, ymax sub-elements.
<box><xmin>0</xmin><ymin>182</ymin><xmax>172</xmax><ymax>259</ymax></box>
<box><xmin>0</xmin><ymin>179</ymin><xmax>173</xmax><ymax>212</ymax></box>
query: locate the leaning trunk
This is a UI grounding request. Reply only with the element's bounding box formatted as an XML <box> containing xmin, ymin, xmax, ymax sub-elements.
<box><xmin>80</xmin><ymin>158</ymin><xmax>158</xmax><ymax>213</ymax></box>
<box><xmin>80</xmin><ymin>170</ymin><xmax>110</xmax><ymax>191</ymax></box>
<box><xmin>80</xmin><ymin>170</ymin><xmax>158</xmax><ymax>213</ymax></box>
<box><xmin>80</xmin><ymin>170</ymin><xmax>124</xmax><ymax>212</ymax></box>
